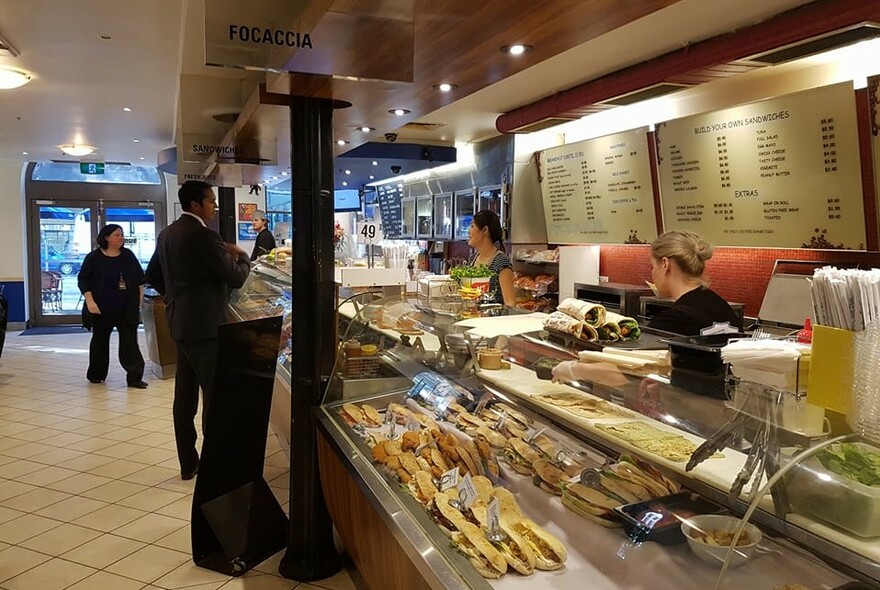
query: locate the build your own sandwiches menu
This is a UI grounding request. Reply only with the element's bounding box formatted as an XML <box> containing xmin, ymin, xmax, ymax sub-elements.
<box><xmin>656</xmin><ymin>82</ymin><xmax>866</xmax><ymax>249</ymax></box>
<box><xmin>538</xmin><ymin>127</ymin><xmax>658</xmax><ymax>244</ymax></box>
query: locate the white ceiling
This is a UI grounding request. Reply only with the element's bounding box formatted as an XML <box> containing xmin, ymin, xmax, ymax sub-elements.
<box><xmin>0</xmin><ymin>0</ymin><xmax>816</xmax><ymax>173</ymax></box>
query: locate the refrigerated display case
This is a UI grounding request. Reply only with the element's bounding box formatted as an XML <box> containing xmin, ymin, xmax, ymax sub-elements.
<box><xmin>478</xmin><ymin>185</ymin><xmax>502</xmax><ymax>219</ymax></box>
<box><xmin>454</xmin><ymin>189</ymin><xmax>476</xmax><ymax>241</ymax></box>
<box><xmin>417</xmin><ymin>195</ymin><xmax>434</xmax><ymax>239</ymax></box>
<box><xmin>315</xmin><ymin>294</ymin><xmax>880</xmax><ymax>590</ymax></box>
<box><xmin>401</xmin><ymin>196</ymin><xmax>417</xmax><ymax>239</ymax></box>
<box><xmin>434</xmin><ymin>192</ymin><xmax>453</xmax><ymax>240</ymax></box>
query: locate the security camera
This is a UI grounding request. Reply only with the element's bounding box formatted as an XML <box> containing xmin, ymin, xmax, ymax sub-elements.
<box><xmin>391</xmin><ymin>165</ymin><xmax>402</xmax><ymax>174</ymax></box>
<box><xmin>384</xmin><ymin>133</ymin><xmax>398</xmax><ymax>143</ymax></box>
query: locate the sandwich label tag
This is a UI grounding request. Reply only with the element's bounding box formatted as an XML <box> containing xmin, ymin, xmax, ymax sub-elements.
<box><xmin>458</xmin><ymin>472</ymin><xmax>478</xmax><ymax>510</ymax></box>
<box><xmin>439</xmin><ymin>467</ymin><xmax>459</xmax><ymax>492</ymax></box>
<box><xmin>487</xmin><ymin>497</ymin><xmax>501</xmax><ymax>536</ymax></box>
<box><xmin>406</xmin><ymin>416</ymin><xmax>421</xmax><ymax>431</ymax></box>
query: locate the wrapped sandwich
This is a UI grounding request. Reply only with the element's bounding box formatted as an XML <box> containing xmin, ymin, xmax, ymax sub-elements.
<box><xmin>557</xmin><ymin>298</ymin><xmax>606</xmax><ymax>326</ymax></box>
<box><xmin>543</xmin><ymin>311</ymin><xmax>585</xmax><ymax>337</ymax></box>
<box><xmin>532</xmin><ymin>459</ymin><xmax>565</xmax><ymax>496</ymax></box>
<box><xmin>502</xmin><ymin>437</ymin><xmax>541</xmax><ymax>475</ymax></box>
<box><xmin>451</xmin><ymin>520</ymin><xmax>509</xmax><ymax>578</ymax></box>
<box><xmin>561</xmin><ymin>483</ymin><xmax>622</xmax><ymax>527</ymax></box>
<box><xmin>470</xmin><ymin>503</ymin><xmax>537</xmax><ymax>575</ymax></box>
<box><xmin>603</xmin><ymin>311</ymin><xmax>641</xmax><ymax>341</ymax></box>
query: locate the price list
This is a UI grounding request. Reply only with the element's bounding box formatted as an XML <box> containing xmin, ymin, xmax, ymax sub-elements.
<box><xmin>657</xmin><ymin>82</ymin><xmax>865</xmax><ymax>249</ymax></box>
<box><xmin>376</xmin><ymin>182</ymin><xmax>403</xmax><ymax>239</ymax></box>
<box><xmin>539</xmin><ymin>128</ymin><xmax>657</xmax><ymax>244</ymax></box>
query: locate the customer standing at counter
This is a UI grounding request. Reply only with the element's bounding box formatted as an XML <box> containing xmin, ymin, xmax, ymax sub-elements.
<box><xmin>249</xmin><ymin>209</ymin><xmax>276</xmax><ymax>261</ymax></box>
<box><xmin>146</xmin><ymin>180</ymin><xmax>251</xmax><ymax>480</ymax></box>
<box><xmin>467</xmin><ymin>210</ymin><xmax>515</xmax><ymax>306</ymax></box>
<box><xmin>647</xmin><ymin>230</ymin><xmax>738</xmax><ymax>336</ymax></box>
<box><xmin>78</xmin><ymin>224</ymin><xmax>147</xmax><ymax>388</ymax></box>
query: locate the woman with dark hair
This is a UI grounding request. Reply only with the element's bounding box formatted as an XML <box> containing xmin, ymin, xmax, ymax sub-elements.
<box><xmin>78</xmin><ymin>224</ymin><xmax>148</xmax><ymax>388</ymax></box>
<box><xmin>466</xmin><ymin>209</ymin><xmax>515</xmax><ymax>305</ymax></box>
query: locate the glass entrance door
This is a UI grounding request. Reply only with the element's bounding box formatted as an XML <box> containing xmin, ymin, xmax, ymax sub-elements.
<box><xmin>29</xmin><ymin>200</ymin><xmax>163</xmax><ymax>326</ymax></box>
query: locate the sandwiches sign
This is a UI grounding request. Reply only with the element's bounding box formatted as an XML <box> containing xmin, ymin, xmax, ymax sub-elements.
<box><xmin>205</xmin><ymin>0</ymin><xmax>414</xmax><ymax>82</ymax></box>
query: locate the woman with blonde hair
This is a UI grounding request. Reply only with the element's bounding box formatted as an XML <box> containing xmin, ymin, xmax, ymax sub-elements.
<box><xmin>647</xmin><ymin>230</ymin><xmax>738</xmax><ymax>335</ymax></box>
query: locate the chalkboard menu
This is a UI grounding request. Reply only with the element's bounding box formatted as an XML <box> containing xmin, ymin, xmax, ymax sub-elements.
<box><xmin>538</xmin><ymin>128</ymin><xmax>657</xmax><ymax>244</ymax></box>
<box><xmin>376</xmin><ymin>182</ymin><xmax>403</xmax><ymax>239</ymax></box>
<box><xmin>656</xmin><ymin>82</ymin><xmax>866</xmax><ymax>249</ymax></box>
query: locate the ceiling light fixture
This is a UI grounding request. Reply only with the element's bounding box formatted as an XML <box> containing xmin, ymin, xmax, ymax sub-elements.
<box><xmin>389</xmin><ymin>108</ymin><xmax>410</xmax><ymax>116</ymax></box>
<box><xmin>22</xmin><ymin>151</ymin><xmax>28</xmax><ymax>156</ymax></box>
<box><xmin>98</xmin><ymin>34</ymin><xmax>112</xmax><ymax>40</ymax></box>
<box><xmin>358</xmin><ymin>126</ymin><xmax>374</xmax><ymax>132</ymax></box>
<box><xmin>433</xmin><ymin>83</ymin><xmax>457</xmax><ymax>92</ymax></box>
<box><xmin>369</xmin><ymin>175</ymin><xmax>375</xmax><ymax>180</ymax></box>
<box><xmin>344</xmin><ymin>169</ymin><xmax>351</xmax><ymax>175</ymax></box>
<box><xmin>0</xmin><ymin>67</ymin><xmax>31</xmax><ymax>89</ymax></box>
<box><xmin>281</xmin><ymin>171</ymin><xmax>289</xmax><ymax>176</ymax></box>
<box><xmin>342</xmin><ymin>181</ymin><xmax>348</xmax><ymax>186</ymax></box>
<box><xmin>371</xmin><ymin>161</ymin><xmax>378</xmax><ymax>166</ymax></box>
<box><xmin>336</xmin><ymin>139</ymin><xmax>349</xmax><ymax>145</ymax></box>
<box><xmin>501</xmin><ymin>43</ymin><xmax>532</xmax><ymax>55</ymax></box>
<box><xmin>60</xmin><ymin>145</ymin><xmax>95</xmax><ymax>157</ymax></box>
<box><xmin>123</xmin><ymin>107</ymin><xmax>132</xmax><ymax>112</ymax></box>
<box><xmin>132</xmin><ymin>138</ymin><xmax>140</xmax><ymax>143</ymax></box>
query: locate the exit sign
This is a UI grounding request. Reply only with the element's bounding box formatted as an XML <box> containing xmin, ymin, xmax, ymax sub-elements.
<box><xmin>80</xmin><ymin>162</ymin><xmax>105</xmax><ymax>175</ymax></box>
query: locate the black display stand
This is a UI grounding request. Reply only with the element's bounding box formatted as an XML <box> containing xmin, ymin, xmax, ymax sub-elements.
<box><xmin>192</xmin><ymin>315</ymin><xmax>288</xmax><ymax>576</ymax></box>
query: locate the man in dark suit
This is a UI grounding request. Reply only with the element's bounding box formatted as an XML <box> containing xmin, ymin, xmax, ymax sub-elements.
<box><xmin>146</xmin><ymin>181</ymin><xmax>251</xmax><ymax>480</ymax></box>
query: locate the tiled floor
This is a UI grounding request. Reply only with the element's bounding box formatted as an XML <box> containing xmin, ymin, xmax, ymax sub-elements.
<box><xmin>0</xmin><ymin>330</ymin><xmax>355</xmax><ymax>590</ymax></box>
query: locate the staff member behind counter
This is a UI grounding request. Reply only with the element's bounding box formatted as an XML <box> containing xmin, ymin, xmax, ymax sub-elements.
<box><xmin>647</xmin><ymin>230</ymin><xmax>739</xmax><ymax>336</ymax></box>
<box><xmin>467</xmin><ymin>210</ymin><xmax>515</xmax><ymax>306</ymax></box>
<box><xmin>250</xmin><ymin>210</ymin><xmax>276</xmax><ymax>261</ymax></box>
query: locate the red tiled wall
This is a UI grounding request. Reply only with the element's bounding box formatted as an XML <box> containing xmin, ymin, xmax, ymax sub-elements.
<box><xmin>600</xmin><ymin>245</ymin><xmax>880</xmax><ymax>318</ymax></box>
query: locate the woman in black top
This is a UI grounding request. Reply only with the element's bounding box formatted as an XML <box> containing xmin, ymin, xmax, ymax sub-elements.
<box><xmin>250</xmin><ymin>210</ymin><xmax>277</xmax><ymax>261</ymax></box>
<box><xmin>78</xmin><ymin>224</ymin><xmax>148</xmax><ymax>388</ymax></box>
<box><xmin>647</xmin><ymin>230</ymin><xmax>738</xmax><ymax>336</ymax></box>
<box><xmin>466</xmin><ymin>210</ymin><xmax>515</xmax><ymax>305</ymax></box>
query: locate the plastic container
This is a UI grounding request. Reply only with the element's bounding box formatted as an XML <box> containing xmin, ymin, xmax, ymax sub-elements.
<box><xmin>784</xmin><ymin>442</ymin><xmax>880</xmax><ymax>538</ymax></box>
<box><xmin>613</xmin><ymin>492</ymin><xmax>724</xmax><ymax>545</ymax></box>
<box><xmin>681</xmin><ymin>514</ymin><xmax>761</xmax><ymax>568</ymax></box>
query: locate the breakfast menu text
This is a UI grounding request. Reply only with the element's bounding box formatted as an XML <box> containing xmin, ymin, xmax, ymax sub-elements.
<box><xmin>538</xmin><ymin>128</ymin><xmax>657</xmax><ymax>244</ymax></box>
<box><xmin>656</xmin><ymin>82</ymin><xmax>866</xmax><ymax>249</ymax></box>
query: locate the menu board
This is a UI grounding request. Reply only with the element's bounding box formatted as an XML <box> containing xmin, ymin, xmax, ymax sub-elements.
<box><xmin>656</xmin><ymin>82</ymin><xmax>865</xmax><ymax>249</ymax></box>
<box><xmin>376</xmin><ymin>183</ymin><xmax>403</xmax><ymax>239</ymax></box>
<box><xmin>538</xmin><ymin>128</ymin><xmax>657</xmax><ymax>244</ymax></box>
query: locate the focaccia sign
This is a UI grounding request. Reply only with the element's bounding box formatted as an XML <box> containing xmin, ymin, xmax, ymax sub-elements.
<box><xmin>205</xmin><ymin>0</ymin><xmax>414</xmax><ymax>82</ymax></box>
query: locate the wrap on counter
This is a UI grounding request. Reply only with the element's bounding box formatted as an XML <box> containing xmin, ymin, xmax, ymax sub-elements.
<box><xmin>543</xmin><ymin>312</ymin><xmax>599</xmax><ymax>341</ymax></box>
<box><xmin>594</xmin><ymin>323</ymin><xmax>620</xmax><ymax>342</ymax></box>
<box><xmin>604</xmin><ymin>311</ymin><xmax>641</xmax><ymax>341</ymax></box>
<box><xmin>557</xmin><ymin>298</ymin><xmax>606</xmax><ymax>326</ymax></box>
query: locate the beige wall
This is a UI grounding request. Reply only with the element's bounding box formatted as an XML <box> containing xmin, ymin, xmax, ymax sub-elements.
<box><xmin>0</xmin><ymin>161</ymin><xmax>25</xmax><ymax>281</ymax></box>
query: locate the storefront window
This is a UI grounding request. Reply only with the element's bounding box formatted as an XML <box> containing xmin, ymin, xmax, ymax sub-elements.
<box><xmin>267</xmin><ymin>186</ymin><xmax>292</xmax><ymax>241</ymax></box>
<box><xmin>31</xmin><ymin>162</ymin><xmax>161</xmax><ymax>184</ymax></box>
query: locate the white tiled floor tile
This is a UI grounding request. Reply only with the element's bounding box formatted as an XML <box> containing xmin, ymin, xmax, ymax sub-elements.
<box><xmin>222</xmin><ymin>573</ymin><xmax>298</xmax><ymax>590</ymax></box>
<box><xmin>15</xmin><ymin>465</ymin><xmax>79</xmax><ymax>487</ymax></box>
<box><xmin>60</xmin><ymin>533</ymin><xmax>146</xmax><ymax>569</ymax></box>
<box><xmin>80</xmin><ymin>480</ymin><xmax>148</xmax><ymax>503</ymax></box>
<box><xmin>127</xmin><ymin>447</ymin><xmax>177</xmax><ymax>465</ymax></box>
<box><xmin>130</xmin><ymin>432</ymin><xmax>174</xmax><ymax>448</ymax></box>
<box><xmin>105</xmin><ymin>545</ymin><xmax>189</xmax><ymax>583</ymax></box>
<box><xmin>144</xmin><ymin>583</ymin><xmax>226</xmax><ymax>590</ymax></box>
<box><xmin>0</xmin><ymin>507</ymin><xmax>25</xmax><ymax>526</ymax></box>
<box><xmin>71</xmin><ymin>503</ymin><xmax>148</xmax><ymax>532</ymax></box>
<box><xmin>46</xmin><ymin>472</ymin><xmax>113</xmax><ymax>495</ymax></box>
<box><xmin>0</xmin><ymin>545</ymin><xmax>52</xmax><ymax>583</ymax></box>
<box><xmin>27</xmin><ymin>447</ymin><xmax>87</xmax><ymax>466</ymax></box>
<box><xmin>153</xmin><ymin>526</ymin><xmax>190</xmax><ymax>553</ymax></box>
<box><xmin>35</xmin><ymin>495</ymin><xmax>108</xmax><ymax>522</ymax></box>
<box><xmin>122</xmin><ymin>465</ymin><xmax>180</xmax><ymax>486</ymax></box>
<box><xmin>0</xmin><ymin>513</ymin><xmax>62</xmax><ymax>544</ymax></box>
<box><xmin>252</xmin><ymin>549</ymin><xmax>284</xmax><ymax>574</ymax></box>
<box><xmin>155</xmin><ymin>496</ymin><xmax>193</xmax><ymax>520</ymax></box>
<box><xmin>2</xmin><ymin>557</ymin><xmax>96</xmax><ymax>590</ymax></box>
<box><xmin>95</xmin><ymin>441</ymin><xmax>152</xmax><ymax>459</ymax></box>
<box><xmin>88</xmin><ymin>458</ymin><xmax>148</xmax><ymax>479</ymax></box>
<box><xmin>64</xmin><ymin>570</ymin><xmax>145</xmax><ymax>590</ymax></box>
<box><xmin>111</xmin><ymin>512</ymin><xmax>187</xmax><ymax>544</ymax></box>
<box><xmin>117</xmin><ymin>488</ymin><xmax>185</xmax><ymax>512</ymax></box>
<box><xmin>19</xmin><ymin>523</ymin><xmax>103</xmax><ymax>555</ymax></box>
<box><xmin>1</xmin><ymin>487</ymin><xmax>68</xmax><ymax>513</ymax></box>
<box><xmin>61</xmin><ymin>453</ymin><xmax>117</xmax><ymax>472</ymax></box>
<box><xmin>307</xmin><ymin>568</ymin><xmax>357</xmax><ymax>590</ymax></box>
<box><xmin>155</xmin><ymin>477</ymin><xmax>196</xmax><ymax>495</ymax></box>
<box><xmin>102</xmin><ymin>427</ymin><xmax>153</xmax><ymax>442</ymax></box>
<box><xmin>0</xmin><ymin>460</ymin><xmax>44</xmax><ymax>480</ymax></box>
<box><xmin>0</xmin><ymin>441</ymin><xmax>55</xmax><ymax>459</ymax></box>
<box><xmin>152</xmin><ymin>560</ymin><xmax>232</xmax><ymax>589</ymax></box>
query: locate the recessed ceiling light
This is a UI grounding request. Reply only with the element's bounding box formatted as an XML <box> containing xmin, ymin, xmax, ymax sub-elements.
<box><xmin>139</xmin><ymin>156</ymin><xmax>145</xmax><ymax>160</ymax></box>
<box><xmin>433</xmin><ymin>83</ymin><xmax>457</xmax><ymax>92</ymax></box>
<box><xmin>371</xmin><ymin>161</ymin><xmax>378</xmax><ymax>166</ymax></box>
<box><xmin>501</xmin><ymin>43</ymin><xmax>532</xmax><ymax>55</ymax></box>
<box><xmin>98</xmin><ymin>34</ymin><xmax>112</xmax><ymax>40</ymax></box>
<box><xmin>336</xmin><ymin>139</ymin><xmax>349</xmax><ymax>145</ymax></box>
<box><xmin>389</xmin><ymin>108</ymin><xmax>410</xmax><ymax>116</ymax></box>
<box><xmin>123</xmin><ymin>107</ymin><xmax>132</xmax><ymax>112</ymax></box>
<box><xmin>342</xmin><ymin>181</ymin><xmax>348</xmax><ymax>186</ymax></box>
<box><xmin>22</xmin><ymin>151</ymin><xmax>28</xmax><ymax>156</ymax></box>
<box><xmin>344</xmin><ymin>170</ymin><xmax>351</xmax><ymax>175</ymax></box>
<box><xmin>60</xmin><ymin>145</ymin><xmax>95</xmax><ymax>157</ymax></box>
<box><xmin>132</xmin><ymin>138</ymin><xmax>140</xmax><ymax>143</ymax></box>
<box><xmin>281</xmin><ymin>171</ymin><xmax>289</xmax><ymax>176</ymax></box>
<box><xmin>358</xmin><ymin>126</ymin><xmax>374</xmax><ymax>132</ymax></box>
<box><xmin>369</xmin><ymin>175</ymin><xmax>374</xmax><ymax>180</ymax></box>
<box><xmin>0</xmin><ymin>68</ymin><xmax>32</xmax><ymax>89</ymax></box>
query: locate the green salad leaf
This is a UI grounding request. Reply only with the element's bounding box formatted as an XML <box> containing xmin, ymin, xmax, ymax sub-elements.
<box><xmin>817</xmin><ymin>443</ymin><xmax>880</xmax><ymax>487</ymax></box>
<box><xmin>449</xmin><ymin>264</ymin><xmax>494</xmax><ymax>282</ymax></box>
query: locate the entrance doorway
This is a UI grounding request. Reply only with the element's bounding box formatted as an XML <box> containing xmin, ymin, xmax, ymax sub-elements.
<box><xmin>29</xmin><ymin>200</ymin><xmax>164</xmax><ymax>326</ymax></box>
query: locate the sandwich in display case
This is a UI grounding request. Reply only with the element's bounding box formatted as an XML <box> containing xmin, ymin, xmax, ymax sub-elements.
<box><xmin>314</xmin><ymin>293</ymin><xmax>879</xmax><ymax>590</ymax></box>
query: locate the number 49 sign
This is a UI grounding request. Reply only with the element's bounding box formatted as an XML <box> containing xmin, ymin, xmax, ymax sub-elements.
<box><xmin>356</xmin><ymin>221</ymin><xmax>381</xmax><ymax>245</ymax></box>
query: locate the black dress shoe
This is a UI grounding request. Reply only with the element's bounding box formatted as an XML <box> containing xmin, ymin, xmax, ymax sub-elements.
<box><xmin>128</xmin><ymin>380</ymin><xmax>149</xmax><ymax>389</ymax></box>
<box><xmin>181</xmin><ymin>465</ymin><xmax>199</xmax><ymax>481</ymax></box>
<box><xmin>87</xmin><ymin>378</ymin><xmax>104</xmax><ymax>384</ymax></box>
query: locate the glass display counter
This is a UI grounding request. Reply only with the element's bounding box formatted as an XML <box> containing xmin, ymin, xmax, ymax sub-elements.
<box><xmin>315</xmin><ymin>293</ymin><xmax>879</xmax><ymax>590</ymax></box>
